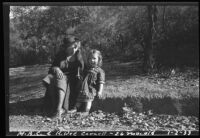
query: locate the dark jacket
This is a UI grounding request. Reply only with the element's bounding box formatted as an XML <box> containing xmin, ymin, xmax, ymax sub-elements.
<box><xmin>43</xmin><ymin>49</ymin><xmax>85</xmax><ymax>111</ymax></box>
<box><xmin>48</xmin><ymin>49</ymin><xmax>85</xmax><ymax>78</ymax></box>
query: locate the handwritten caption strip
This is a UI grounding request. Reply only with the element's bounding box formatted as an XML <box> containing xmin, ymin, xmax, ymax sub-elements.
<box><xmin>7</xmin><ymin>130</ymin><xmax>199</xmax><ymax>136</ymax></box>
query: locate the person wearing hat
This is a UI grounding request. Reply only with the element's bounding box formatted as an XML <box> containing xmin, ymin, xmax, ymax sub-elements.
<box><xmin>42</xmin><ymin>36</ymin><xmax>85</xmax><ymax>120</ymax></box>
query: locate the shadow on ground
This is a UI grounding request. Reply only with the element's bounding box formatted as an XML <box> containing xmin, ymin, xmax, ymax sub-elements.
<box><xmin>9</xmin><ymin>96</ymin><xmax>199</xmax><ymax>117</ymax></box>
<box><xmin>91</xmin><ymin>96</ymin><xmax>199</xmax><ymax>117</ymax></box>
<box><xmin>9</xmin><ymin>98</ymin><xmax>46</xmax><ymax>116</ymax></box>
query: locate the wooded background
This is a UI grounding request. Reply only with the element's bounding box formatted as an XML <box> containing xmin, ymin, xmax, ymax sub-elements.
<box><xmin>9</xmin><ymin>5</ymin><xmax>199</xmax><ymax>72</ymax></box>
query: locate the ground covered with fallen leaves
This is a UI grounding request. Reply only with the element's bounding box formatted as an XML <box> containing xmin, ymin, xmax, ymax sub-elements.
<box><xmin>8</xmin><ymin>61</ymin><xmax>199</xmax><ymax>134</ymax></box>
<box><xmin>9</xmin><ymin>109</ymin><xmax>199</xmax><ymax>132</ymax></box>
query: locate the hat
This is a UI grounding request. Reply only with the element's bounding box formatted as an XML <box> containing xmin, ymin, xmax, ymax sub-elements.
<box><xmin>63</xmin><ymin>36</ymin><xmax>79</xmax><ymax>47</ymax></box>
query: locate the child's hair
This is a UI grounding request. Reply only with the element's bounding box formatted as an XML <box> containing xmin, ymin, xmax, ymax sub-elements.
<box><xmin>88</xmin><ymin>49</ymin><xmax>103</xmax><ymax>67</ymax></box>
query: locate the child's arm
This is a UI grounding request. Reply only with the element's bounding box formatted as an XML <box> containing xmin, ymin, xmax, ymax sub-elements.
<box><xmin>96</xmin><ymin>68</ymin><xmax>105</xmax><ymax>98</ymax></box>
<box><xmin>97</xmin><ymin>84</ymin><xmax>104</xmax><ymax>98</ymax></box>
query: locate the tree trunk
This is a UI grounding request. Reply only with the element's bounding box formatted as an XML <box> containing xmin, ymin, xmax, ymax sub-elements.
<box><xmin>119</xmin><ymin>33</ymin><xmax>124</xmax><ymax>52</ymax></box>
<box><xmin>162</xmin><ymin>6</ymin><xmax>166</xmax><ymax>34</ymax></box>
<box><xmin>143</xmin><ymin>5</ymin><xmax>157</xmax><ymax>73</ymax></box>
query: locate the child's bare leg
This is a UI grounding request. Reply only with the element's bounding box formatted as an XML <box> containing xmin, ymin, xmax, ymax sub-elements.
<box><xmin>84</xmin><ymin>101</ymin><xmax>92</xmax><ymax>112</ymax></box>
<box><xmin>76</xmin><ymin>102</ymin><xmax>81</xmax><ymax>111</ymax></box>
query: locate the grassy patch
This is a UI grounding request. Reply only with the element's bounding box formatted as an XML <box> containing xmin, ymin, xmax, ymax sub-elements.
<box><xmin>102</xmin><ymin>61</ymin><xmax>199</xmax><ymax>99</ymax></box>
<box><xmin>9</xmin><ymin>61</ymin><xmax>199</xmax><ymax>102</ymax></box>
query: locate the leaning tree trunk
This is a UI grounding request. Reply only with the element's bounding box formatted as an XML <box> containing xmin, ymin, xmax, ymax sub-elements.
<box><xmin>162</xmin><ymin>6</ymin><xmax>166</xmax><ymax>33</ymax></box>
<box><xmin>143</xmin><ymin>5</ymin><xmax>157</xmax><ymax>73</ymax></box>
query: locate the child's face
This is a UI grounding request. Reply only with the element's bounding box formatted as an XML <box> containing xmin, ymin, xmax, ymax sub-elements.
<box><xmin>89</xmin><ymin>53</ymin><xmax>99</xmax><ymax>67</ymax></box>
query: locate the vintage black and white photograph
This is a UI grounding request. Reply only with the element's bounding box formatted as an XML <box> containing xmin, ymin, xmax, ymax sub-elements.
<box><xmin>6</xmin><ymin>2</ymin><xmax>199</xmax><ymax>136</ymax></box>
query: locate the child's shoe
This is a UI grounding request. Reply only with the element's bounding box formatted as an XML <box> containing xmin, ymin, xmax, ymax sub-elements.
<box><xmin>67</xmin><ymin>108</ymin><xmax>77</xmax><ymax>114</ymax></box>
<box><xmin>80</xmin><ymin>111</ymin><xmax>89</xmax><ymax>116</ymax></box>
